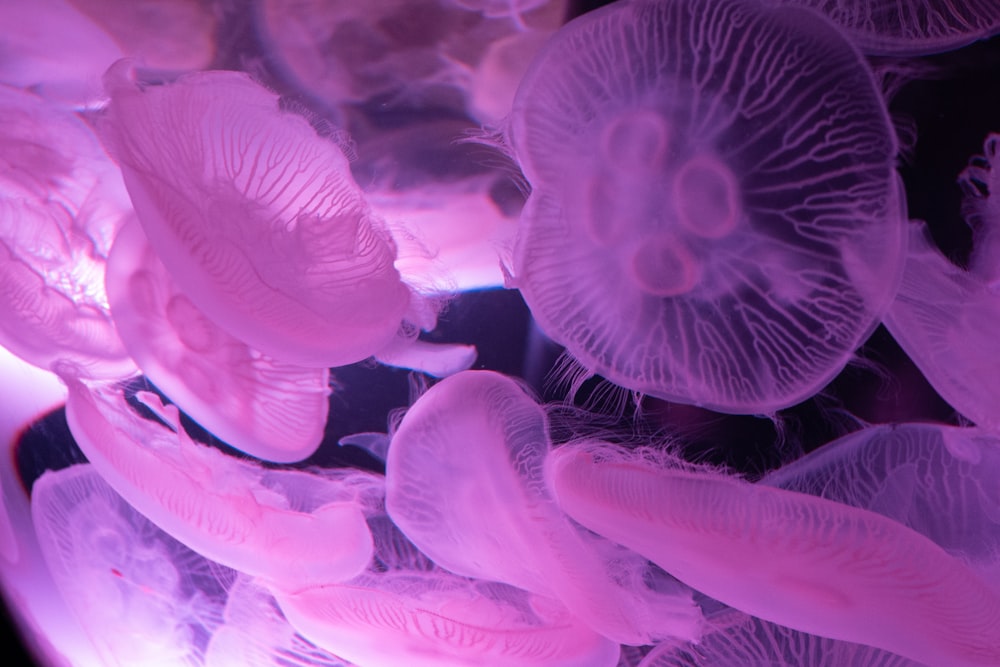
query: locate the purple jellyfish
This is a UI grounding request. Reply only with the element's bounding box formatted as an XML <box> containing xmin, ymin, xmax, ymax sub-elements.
<box><xmin>767</xmin><ymin>0</ymin><xmax>1000</xmax><ymax>56</ymax></box>
<box><xmin>507</xmin><ymin>0</ymin><xmax>905</xmax><ymax>413</ymax></box>
<box><xmin>884</xmin><ymin>134</ymin><xmax>1000</xmax><ymax>430</ymax></box>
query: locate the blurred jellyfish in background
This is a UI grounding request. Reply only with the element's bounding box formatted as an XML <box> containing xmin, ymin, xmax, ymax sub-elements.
<box><xmin>1</xmin><ymin>0</ymin><xmax>1000</xmax><ymax>666</ymax></box>
<box><xmin>32</xmin><ymin>464</ymin><xmax>229</xmax><ymax>667</ymax></box>
<box><xmin>507</xmin><ymin>0</ymin><xmax>906</xmax><ymax>414</ymax></box>
<box><xmin>0</xmin><ymin>84</ymin><xmax>134</xmax><ymax>381</ymax></box>
<box><xmin>0</xmin><ymin>0</ymin><xmax>216</xmax><ymax>107</ymax></box>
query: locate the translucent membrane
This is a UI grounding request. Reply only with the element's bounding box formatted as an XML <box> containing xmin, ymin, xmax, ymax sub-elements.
<box><xmin>205</xmin><ymin>576</ymin><xmax>351</xmax><ymax>667</ymax></box>
<box><xmin>105</xmin><ymin>219</ymin><xmax>331</xmax><ymax>463</ymax></box>
<box><xmin>31</xmin><ymin>464</ymin><xmax>227</xmax><ymax>667</ymax></box>
<box><xmin>64</xmin><ymin>381</ymin><xmax>376</xmax><ymax>590</ymax></box>
<box><xmin>386</xmin><ymin>370</ymin><xmax>702</xmax><ymax>645</ymax></box>
<box><xmin>275</xmin><ymin>514</ymin><xmax>622</xmax><ymax>667</ymax></box>
<box><xmin>508</xmin><ymin>0</ymin><xmax>904</xmax><ymax>413</ymax></box>
<box><xmin>0</xmin><ymin>84</ymin><xmax>134</xmax><ymax>379</ymax></box>
<box><xmin>763</xmin><ymin>423</ymin><xmax>1000</xmax><ymax>584</ymax></box>
<box><xmin>767</xmin><ymin>0</ymin><xmax>1000</xmax><ymax>56</ymax></box>
<box><xmin>100</xmin><ymin>61</ymin><xmax>412</xmax><ymax>368</ymax></box>
<box><xmin>549</xmin><ymin>442</ymin><xmax>1000</xmax><ymax>667</ymax></box>
<box><xmin>641</xmin><ymin>609</ymin><xmax>921</xmax><ymax>667</ymax></box>
<box><xmin>884</xmin><ymin>222</ymin><xmax>1000</xmax><ymax>430</ymax></box>
<box><xmin>256</xmin><ymin>0</ymin><xmax>567</xmax><ymax>119</ymax></box>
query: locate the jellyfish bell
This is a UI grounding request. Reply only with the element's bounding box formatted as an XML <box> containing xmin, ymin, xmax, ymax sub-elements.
<box><xmin>508</xmin><ymin>0</ymin><xmax>905</xmax><ymax>413</ymax></box>
<box><xmin>386</xmin><ymin>370</ymin><xmax>703</xmax><ymax>646</ymax></box>
<box><xmin>64</xmin><ymin>380</ymin><xmax>375</xmax><ymax>590</ymax></box>
<box><xmin>271</xmin><ymin>510</ymin><xmax>621</xmax><ymax>667</ymax></box>
<box><xmin>0</xmin><ymin>84</ymin><xmax>134</xmax><ymax>381</ymax></box>
<box><xmin>105</xmin><ymin>219</ymin><xmax>331</xmax><ymax>463</ymax></box>
<box><xmin>884</xmin><ymin>220</ymin><xmax>1000</xmax><ymax>431</ymax></box>
<box><xmin>762</xmin><ymin>423</ymin><xmax>1000</xmax><ymax>584</ymax></box>
<box><xmin>766</xmin><ymin>0</ymin><xmax>1000</xmax><ymax>56</ymax></box>
<box><xmin>99</xmin><ymin>60</ymin><xmax>414</xmax><ymax>369</ymax></box>
<box><xmin>31</xmin><ymin>464</ymin><xmax>228</xmax><ymax>667</ymax></box>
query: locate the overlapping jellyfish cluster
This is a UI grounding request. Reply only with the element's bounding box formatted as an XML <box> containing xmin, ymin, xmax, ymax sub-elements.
<box><xmin>1</xmin><ymin>1</ymin><xmax>1000</xmax><ymax>666</ymax></box>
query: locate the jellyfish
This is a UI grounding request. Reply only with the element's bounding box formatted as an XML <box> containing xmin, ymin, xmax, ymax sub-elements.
<box><xmin>507</xmin><ymin>0</ymin><xmax>905</xmax><ymax>413</ymax></box>
<box><xmin>273</xmin><ymin>512</ymin><xmax>622</xmax><ymax>667</ymax></box>
<box><xmin>641</xmin><ymin>608</ymin><xmax>922</xmax><ymax>667</ymax></box>
<box><xmin>105</xmin><ymin>219</ymin><xmax>332</xmax><ymax>463</ymax></box>
<box><xmin>883</xmin><ymin>135</ymin><xmax>1000</xmax><ymax>429</ymax></box>
<box><xmin>386</xmin><ymin>370</ymin><xmax>703</xmax><ymax>645</ymax></box>
<box><xmin>547</xmin><ymin>441</ymin><xmax>1000</xmax><ymax>667</ymax></box>
<box><xmin>66</xmin><ymin>0</ymin><xmax>217</xmax><ymax>71</ymax></box>
<box><xmin>31</xmin><ymin>463</ymin><xmax>228</xmax><ymax>667</ymax></box>
<box><xmin>64</xmin><ymin>380</ymin><xmax>376</xmax><ymax>590</ymax></box>
<box><xmin>0</xmin><ymin>0</ymin><xmax>123</xmax><ymax>105</ymax></box>
<box><xmin>99</xmin><ymin>61</ymin><xmax>415</xmax><ymax>369</ymax></box>
<box><xmin>762</xmin><ymin>422</ymin><xmax>1000</xmax><ymax>584</ymax></box>
<box><xmin>0</xmin><ymin>84</ymin><xmax>135</xmax><ymax>380</ymax></box>
<box><xmin>766</xmin><ymin>0</ymin><xmax>1000</xmax><ymax>56</ymax></box>
<box><xmin>205</xmin><ymin>576</ymin><xmax>351</xmax><ymax>667</ymax></box>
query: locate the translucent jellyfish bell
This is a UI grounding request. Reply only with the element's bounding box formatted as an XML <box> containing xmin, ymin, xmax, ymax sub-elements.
<box><xmin>767</xmin><ymin>0</ymin><xmax>1000</xmax><ymax>56</ymax></box>
<box><xmin>547</xmin><ymin>442</ymin><xmax>1000</xmax><ymax>667</ymax></box>
<box><xmin>508</xmin><ymin>0</ymin><xmax>905</xmax><ymax>413</ymax></box>
<box><xmin>273</xmin><ymin>512</ymin><xmax>622</xmax><ymax>667</ymax></box>
<box><xmin>31</xmin><ymin>464</ymin><xmax>228</xmax><ymax>667</ymax></box>
<box><xmin>884</xmin><ymin>135</ymin><xmax>1000</xmax><ymax>430</ymax></box>
<box><xmin>0</xmin><ymin>84</ymin><xmax>134</xmax><ymax>380</ymax></box>
<box><xmin>642</xmin><ymin>609</ymin><xmax>923</xmax><ymax>667</ymax></box>
<box><xmin>105</xmin><ymin>219</ymin><xmax>331</xmax><ymax>463</ymax></box>
<box><xmin>386</xmin><ymin>370</ymin><xmax>703</xmax><ymax>645</ymax></box>
<box><xmin>763</xmin><ymin>423</ymin><xmax>1000</xmax><ymax>584</ymax></box>
<box><xmin>100</xmin><ymin>61</ymin><xmax>413</xmax><ymax>368</ymax></box>
<box><xmin>64</xmin><ymin>381</ymin><xmax>375</xmax><ymax>590</ymax></box>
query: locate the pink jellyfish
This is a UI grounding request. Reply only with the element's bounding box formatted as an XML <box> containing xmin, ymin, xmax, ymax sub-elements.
<box><xmin>64</xmin><ymin>380</ymin><xmax>376</xmax><ymax>590</ymax></box>
<box><xmin>206</xmin><ymin>576</ymin><xmax>353</xmax><ymax>667</ymax></box>
<box><xmin>884</xmin><ymin>136</ymin><xmax>1000</xmax><ymax>430</ymax></box>
<box><xmin>548</xmin><ymin>441</ymin><xmax>1000</xmax><ymax>667</ymax></box>
<box><xmin>272</xmin><ymin>511</ymin><xmax>622</xmax><ymax>667</ymax></box>
<box><xmin>100</xmin><ymin>61</ymin><xmax>413</xmax><ymax>368</ymax></box>
<box><xmin>105</xmin><ymin>219</ymin><xmax>331</xmax><ymax>463</ymax></box>
<box><xmin>507</xmin><ymin>0</ymin><xmax>905</xmax><ymax>413</ymax></box>
<box><xmin>31</xmin><ymin>464</ymin><xmax>228</xmax><ymax>667</ymax></box>
<box><xmin>767</xmin><ymin>0</ymin><xmax>1000</xmax><ymax>56</ymax></box>
<box><xmin>0</xmin><ymin>84</ymin><xmax>134</xmax><ymax>380</ymax></box>
<box><xmin>386</xmin><ymin>370</ymin><xmax>703</xmax><ymax>645</ymax></box>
